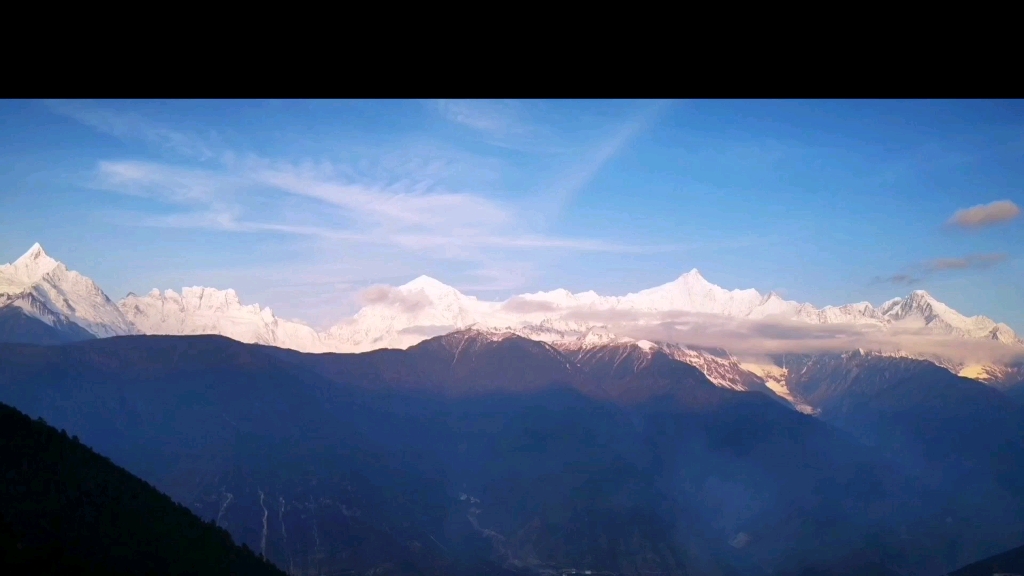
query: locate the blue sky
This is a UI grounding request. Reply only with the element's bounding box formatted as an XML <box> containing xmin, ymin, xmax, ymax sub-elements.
<box><xmin>0</xmin><ymin>99</ymin><xmax>1021</xmax><ymax>330</ymax></box>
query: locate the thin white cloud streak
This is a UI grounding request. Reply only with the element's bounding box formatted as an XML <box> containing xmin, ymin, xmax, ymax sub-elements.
<box><xmin>873</xmin><ymin>252</ymin><xmax>1010</xmax><ymax>285</ymax></box>
<box><xmin>252</xmin><ymin>167</ymin><xmax>511</xmax><ymax>231</ymax></box>
<box><xmin>548</xmin><ymin>100</ymin><xmax>674</xmax><ymax>213</ymax></box>
<box><xmin>432</xmin><ymin>100</ymin><xmax>565</xmax><ymax>153</ymax></box>
<box><xmin>46</xmin><ymin>100</ymin><xmax>217</xmax><ymax>161</ymax></box>
<box><xmin>72</xmin><ymin>103</ymin><xmax>684</xmax><ymax>260</ymax></box>
<box><xmin>435</xmin><ymin>100</ymin><xmax>528</xmax><ymax>137</ymax></box>
<box><xmin>93</xmin><ymin>159</ymin><xmax>676</xmax><ymax>257</ymax></box>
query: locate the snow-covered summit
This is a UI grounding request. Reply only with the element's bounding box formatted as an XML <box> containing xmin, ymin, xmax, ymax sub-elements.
<box><xmin>0</xmin><ymin>243</ymin><xmax>60</xmax><ymax>288</ymax></box>
<box><xmin>402</xmin><ymin>275</ymin><xmax>460</xmax><ymax>297</ymax></box>
<box><xmin>0</xmin><ymin>244</ymin><xmax>135</xmax><ymax>338</ymax></box>
<box><xmin>321</xmin><ymin>271</ymin><xmax>1023</xmax><ymax>353</ymax></box>
<box><xmin>3</xmin><ymin>242</ymin><xmax>1020</xmax><ymax>383</ymax></box>
<box><xmin>118</xmin><ymin>286</ymin><xmax>328</xmax><ymax>352</ymax></box>
<box><xmin>878</xmin><ymin>290</ymin><xmax>1019</xmax><ymax>343</ymax></box>
<box><xmin>615</xmin><ymin>269</ymin><xmax>765</xmax><ymax>316</ymax></box>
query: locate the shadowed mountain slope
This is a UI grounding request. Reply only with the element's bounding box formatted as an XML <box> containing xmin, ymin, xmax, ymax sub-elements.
<box><xmin>0</xmin><ymin>333</ymin><xmax>1016</xmax><ymax>575</ymax></box>
<box><xmin>0</xmin><ymin>400</ymin><xmax>284</xmax><ymax>576</ymax></box>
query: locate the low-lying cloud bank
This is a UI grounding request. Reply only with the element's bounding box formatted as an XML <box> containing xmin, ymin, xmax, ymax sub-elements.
<box><xmin>357</xmin><ymin>285</ymin><xmax>432</xmax><ymax>313</ymax></box>
<box><xmin>352</xmin><ymin>286</ymin><xmax>1024</xmax><ymax>364</ymax></box>
<box><xmin>550</xmin><ymin>308</ymin><xmax>1022</xmax><ymax>364</ymax></box>
<box><xmin>500</xmin><ymin>296</ymin><xmax>561</xmax><ymax>314</ymax></box>
<box><xmin>595</xmin><ymin>312</ymin><xmax>1024</xmax><ymax>364</ymax></box>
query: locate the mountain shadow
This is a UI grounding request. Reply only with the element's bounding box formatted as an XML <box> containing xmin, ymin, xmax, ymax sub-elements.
<box><xmin>0</xmin><ymin>306</ymin><xmax>95</xmax><ymax>345</ymax></box>
<box><xmin>781</xmin><ymin>351</ymin><xmax>1024</xmax><ymax>568</ymax></box>
<box><xmin>1006</xmin><ymin>380</ymin><xmax>1024</xmax><ymax>405</ymax></box>
<box><xmin>0</xmin><ymin>332</ymin><xmax>1013</xmax><ymax>575</ymax></box>
<box><xmin>947</xmin><ymin>541</ymin><xmax>1024</xmax><ymax>575</ymax></box>
<box><xmin>0</xmin><ymin>400</ymin><xmax>284</xmax><ymax>576</ymax></box>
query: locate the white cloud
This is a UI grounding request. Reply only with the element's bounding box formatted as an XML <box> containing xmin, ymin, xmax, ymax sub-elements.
<box><xmin>435</xmin><ymin>100</ymin><xmax>527</xmax><ymax>136</ymax></box>
<box><xmin>552</xmin><ymin>307</ymin><xmax>1024</xmax><ymax>364</ymax></box>
<box><xmin>947</xmin><ymin>200</ymin><xmax>1021</xmax><ymax>228</ymax></box>
<box><xmin>357</xmin><ymin>285</ymin><xmax>432</xmax><ymax>313</ymax></box>
<box><xmin>73</xmin><ymin>102</ymin><xmax>682</xmax><ymax>263</ymax></box>
<box><xmin>92</xmin><ymin>153</ymin><xmax>667</xmax><ymax>261</ymax></box>
<box><xmin>500</xmin><ymin>296</ymin><xmax>560</xmax><ymax>314</ymax></box>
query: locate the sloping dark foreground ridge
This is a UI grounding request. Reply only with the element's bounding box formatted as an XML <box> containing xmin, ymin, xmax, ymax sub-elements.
<box><xmin>947</xmin><ymin>541</ymin><xmax>1024</xmax><ymax>575</ymax></box>
<box><xmin>0</xmin><ymin>400</ymin><xmax>285</xmax><ymax>576</ymax></box>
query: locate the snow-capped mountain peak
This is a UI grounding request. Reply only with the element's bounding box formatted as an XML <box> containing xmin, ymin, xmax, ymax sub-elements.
<box><xmin>677</xmin><ymin>268</ymin><xmax>708</xmax><ymax>284</ymax></box>
<box><xmin>0</xmin><ymin>243</ymin><xmax>135</xmax><ymax>338</ymax></box>
<box><xmin>620</xmin><ymin>269</ymin><xmax>764</xmax><ymax>316</ymax></box>
<box><xmin>634</xmin><ymin>339</ymin><xmax>659</xmax><ymax>351</ymax></box>
<box><xmin>0</xmin><ymin>243</ymin><xmax>60</xmax><ymax>288</ymax></box>
<box><xmin>3</xmin><ymin>243</ymin><xmax>1021</xmax><ymax>394</ymax></box>
<box><xmin>400</xmin><ymin>275</ymin><xmax>456</xmax><ymax>295</ymax></box>
<box><xmin>878</xmin><ymin>288</ymin><xmax>1019</xmax><ymax>342</ymax></box>
<box><xmin>118</xmin><ymin>286</ymin><xmax>327</xmax><ymax>352</ymax></box>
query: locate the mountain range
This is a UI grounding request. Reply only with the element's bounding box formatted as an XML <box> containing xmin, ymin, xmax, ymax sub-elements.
<box><xmin>3</xmin><ymin>243</ymin><xmax>1022</xmax><ymax>410</ymax></box>
<box><xmin>3</xmin><ymin>241</ymin><xmax>1024</xmax><ymax>573</ymax></box>
<box><xmin>1</xmin><ymin>329</ymin><xmax>1022</xmax><ymax>575</ymax></box>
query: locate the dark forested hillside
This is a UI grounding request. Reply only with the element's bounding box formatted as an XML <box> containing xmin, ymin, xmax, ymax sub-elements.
<box><xmin>0</xmin><ymin>400</ymin><xmax>285</xmax><ymax>576</ymax></box>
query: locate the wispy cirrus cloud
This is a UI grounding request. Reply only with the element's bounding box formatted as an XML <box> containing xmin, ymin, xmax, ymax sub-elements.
<box><xmin>873</xmin><ymin>252</ymin><xmax>1009</xmax><ymax>286</ymax></box>
<box><xmin>94</xmin><ymin>159</ymin><xmax>666</xmax><ymax>257</ymax></box>
<box><xmin>873</xmin><ymin>273</ymin><xmax>921</xmax><ymax>286</ymax></box>
<box><xmin>925</xmin><ymin>253</ymin><xmax>1008</xmax><ymax>271</ymax></box>
<box><xmin>71</xmin><ymin>101</ymin><xmax>683</xmax><ymax>263</ymax></box>
<box><xmin>431</xmin><ymin>99</ymin><xmax>569</xmax><ymax>154</ymax></box>
<box><xmin>90</xmin><ymin>144</ymin><xmax>671</xmax><ymax>264</ymax></box>
<box><xmin>435</xmin><ymin>99</ymin><xmax>530</xmax><ymax>137</ymax></box>
<box><xmin>947</xmin><ymin>200</ymin><xmax>1021</xmax><ymax>229</ymax></box>
<box><xmin>56</xmin><ymin>101</ymin><xmax>695</xmax><ymax>320</ymax></box>
<box><xmin>546</xmin><ymin>99</ymin><xmax>674</xmax><ymax>214</ymax></box>
<box><xmin>46</xmin><ymin>100</ymin><xmax>217</xmax><ymax>161</ymax></box>
<box><xmin>432</xmin><ymin>100</ymin><xmax>675</xmax><ymax>229</ymax></box>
